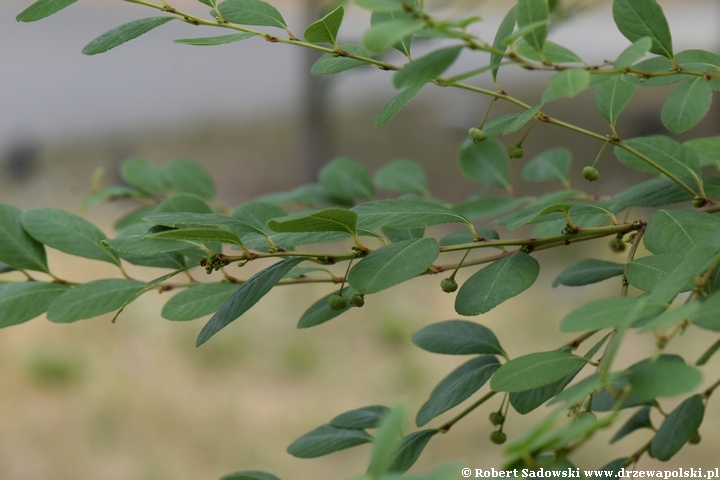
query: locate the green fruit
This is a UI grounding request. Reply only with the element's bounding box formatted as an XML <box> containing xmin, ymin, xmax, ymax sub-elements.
<box><xmin>689</xmin><ymin>432</ymin><xmax>701</xmax><ymax>444</ymax></box>
<box><xmin>583</xmin><ymin>166</ymin><xmax>600</xmax><ymax>182</ymax></box>
<box><xmin>350</xmin><ymin>293</ymin><xmax>365</xmax><ymax>308</ymax></box>
<box><xmin>508</xmin><ymin>145</ymin><xmax>524</xmax><ymax>158</ymax></box>
<box><xmin>328</xmin><ymin>294</ymin><xmax>348</xmax><ymax>311</ymax></box>
<box><xmin>468</xmin><ymin>127</ymin><xmax>486</xmax><ymax>143</ymax></box>
<box><xmin>609</xmin><ymin>237</ymin><xmax>626</xmax><ymax>252</ymax></box>
<box><xmin>489</xmin><ymin>431</ymin><xmax>507</xmax><ymax>444</ymax></box>
<box><xmin>440</xmin><ymin>278</ymin><xmax>458</xmax><ymax>293</ymax></box>
<box><xmin>489</xmin><ymin>412</ymin><xmax>504</xmax><ymax>426</ymax></box>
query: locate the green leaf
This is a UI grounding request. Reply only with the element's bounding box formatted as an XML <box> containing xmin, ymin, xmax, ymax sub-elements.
<box><xmin>615</xmin><ymin>36</ymin><xmax>653</xmax><ymax>69</ymax></box>
<box><xmin>319</xmin><ymin>157</ymin><xmax>374</xmax><ymax>201</ymax></box>
<box><xmin>491</xmin><ymin>6</ymin><xmax>516</xmax><ymax>81</ymax></box>
<box><xmin>16</xmin><ymin>0</ymin><xmax>76</xmax><ymax>22</ymax></box>
<box><xmin>196</xmin><ymin>258</ymin><xmax>302</xmax><ymax>346</ymax></box>
<box><xmin>458</xmin><ymin>139</ymin><xmax>511</xmax><ymax>190</ymax></box>
<box><xmin>510</xmin><ymin>335</ymin><xmax>609</xmax><ymax>414</ymax></box>
<box><xmin>119</xmin><ymin>158</ymin><xmax>167</xmax><ymax>195</ymax></box>
<box><xmin>625</xmin><ymin>254</ymin><xmax>682</xmax><ymax>291</ymax></box>
<box><xmin>612</xmin><ymin>0</ymin><xmax>673</xmax><ymax>58</ymax></box>
<box><xmin>156</xmin><ymin>194</ymin><xmax>213</xmax><ymax>214</ymax></box>
<box><xmin>644</xmin><ymin>209</ymin><xmax>720</xmax><ymax>255</ymax></box>
<box><xmin>522</xmin><ymin>147</ymin><xmax>572</xmax><ymax>186</ymax></box>
<box><xmin>382</xmin><ymin>226</ymin><xmax>425</xmax><ymax>243</ymax></box>
<box><xmin>645</xmin><ymin>247</ymin><xmax>720</xmax><ymax>305</ymax></box>
<box><xmin>685</xmin><ymin>136</ymin><xmax>720</xmax><ymax>168</ymax></box>
<box><xmin>480</xmin><ymin>113</ymin><xmax>520</xmax><ymax>138</ymax></box>
<box><xmin>393</xmin><ymin>46</ymin><xmax>462</xmax><ymax>88</ymax></box>
<box><xmin>21</xmin><ymin>208</ymin><xmax>120</xmax><ymax>266</ymax></box>
<box><xmin>267</xmin><ymin>208</ymin><xmax>357</xmax><ymax>236</ymax></box>
<box><xmin>455</xmin><ymin>253</ymin><xmax>539</xmax><ymax>316</ymax></box>
<box><xmin>217</xmin><ymin>0</ymin><xmax>287</xmax><ymax>29</ymax></box>
<box><xmin>144</xmin><ymin>212</ymin><xmax>262</xmax><ymax>238</ymax></box>
<box><xmin>311</xmin><ymin>44</ymin><xmax>373</xmax><ymax>75</ymax></box>
<box><xmin>47</xmin><ymin>279</ymin><xmax>144</xmax><ymax>323</ymax></box>
<box><xmin>220</xmin><ymin>471</ymin><xmax>280</xmax><ymax>480</ymax></box>
<box><xmin>373</xmin><ymin>159</ymin><xmax>428</xmax><ymax>196</ymax></box>
<box><xmin>503</xmin><ymin>103</ymin><xmax>543</xmax><ymax>134</ymax></box>
<box><xmin>114</xmin><ymin>206</ymin><xmax>156</xmax><ymax>230</ymax></box>
<box><xmin>197</xmin><ymin>0</ymin><xmax>216</xmax><ymax>6</ymax></box>
<box><xmin>161</xmin><ymin>283</ymin><xmax>240</xmax><ymax>321</ymax></box>
<box><xmin>411</xmin><ymin>320</ymin><xmax>505</xmax><ymax>356</ymax></box>
<box><xmin>387</xmin><ymin>430</ymin><xmax>438</xmax><ymax>474</ymax></box>
<box><xmin>103</xmin><ymin>234</ymin><xmax>197</xmax><ymax>256</ymax></box>
<box><xmin>164</xmin><ymin>159</ymin><xmax>216</xmax><ymax>199</ymax></box>
<box><xmin>331</xmin><ymin>405</ymin><xmax>390</xmax><ymax>429</ymax></box>
<box><xmin>694</xmin><ymin>291</ymin><xmax>720</xmax><ymax>331</ymax></box>
<box><xmin>367</xmin><ymin>403</ymin><xmax>406</xmax><ymax>476</ymax></box>
<box><xmin>0</xmin><ymin>282</ymin><xmax>69</xmax><ymax>328</ymax></box>
<box><xmin>82</xmin><ymin>17</ymin><xmax>174</xmax><ymax>55</ymax></box>
<box><xmin>363</xmin><ymin>18</ymin><xmax>422</xmax><ymax>53</ymax></box>
<box><xmin>304</xmin><ymin>5</ymin><xmax>344</xmax><ymax>45</ymax></box>
<box><xmin>610</xmin><ymin>406</ymin><xmax>653</xmax><ymax>444</ymax></box>
<box><xmin>639</xmin><ymin>302</ymin><xmax>700</xmax><ymax>331</ymax></box>
<box><xmin>661</xmin><ymin>77</ymin><xmax>713</xmax><ymax>133</ymax></box>
<box><xmin>354</xmin><ymin>198</ymin><xmax>470</xmax><ymax>230</ymax></box>
<box><xmin>83</xmin><ymin>186</ymin><xmax>145</xmax><ymax>209</ymax></box>
<box><xmin>548</xmin><ymin>68</ymin><xmax>591</xmax><ymax>98</ymax></box>
<box><xmin>148</xmin><ymin>228</ymin><xmax>244</xmax><ymax>248</ymax></box>
<box><xmin>628</xmin><ymin>356</ymin><xmax>702</xmax><ymax>399</ymax></box>
<box><xmin>452</xmin><ymin>197</ymin><xmax>526</xmax><ymax>222</ymax></box>
<box><xmin>596</xmin><ymin>76</ymin><xmax>638</xmax><ymax>126</ymax></box>
<box><xmin>491</xmin><ymin>351</ymin><xmax>589</xmax><ymax>393</ymax></box>
<box><xmin>0</xmin><ymin>204</ymin><xmax>48</xmax><ymax>272</ymax></box>
<box><xmin>515</xmin><ymin>40</ymin><xmax>582</xmax><ymax>64</ymax></box>
<box><xmin>611</xmin><ymin>176</ymin><xmax>690</xmax><ymax>209</ymax></box>
<box><xmin>354</xmin><ymin>0</ymin><xmax>404</xmax><ymax>11</ymax></box>
<box><xmin>348</xmin><ymin>238</ymin><xmax>439</xmax><ymax>294</ymax></box>
<box><xmin>296</xmin><ymin>287</ymin><xmax>358</xmax><ymax>328</ymax></box>
<box><xmin>232</xmin><ymin>202</ymin><xmax>287</xmax><ymax>232</ymax></box>
<box><xmin>416</xmin><ymin>356</ymin><xmax>500</xmax><ymax>426</ymax></box>
<box><xmin>516</xmin><ymin>0</ymin><xmax>548</xmax><ymax>52</ymax></box>
<box><xmin>614</xmin><ymin>135</ymin><xmax>702</xmax><ymax>187</ymax></box>
<box><xmin>374</xmin><ymin>83</ymin><xmax>424</xmax><ymax>126</ymax></box>
<box><xmin>287</xmin><ymin>424</ymin><xmax>373</xmax><ymax>458</ymax></box>
<box><xmin>553</xmin><ymin>259</ymin><xmax>625</xmax><ymax>287</ymax></box>
<box><xmin>650</xmin><ymin>395</ymin><xmax>704</xmax><ymax>461</ymax></box>
<box><xmin>560</xmin><ymin>297</ymin><xmax>663</xmax><ymax>332</ymax></box>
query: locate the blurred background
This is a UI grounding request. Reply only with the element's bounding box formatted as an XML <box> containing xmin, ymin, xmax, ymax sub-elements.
<box><xmin>0</xmin><ymin>0</ymin><xmax>719</xmax><ymax>479</ymax></box>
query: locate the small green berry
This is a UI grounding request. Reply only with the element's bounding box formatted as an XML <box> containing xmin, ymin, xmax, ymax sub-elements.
<box><xmin>440</xmin><ymin>278</ymin><xmax>458</xmax><ymax>293</ymax></box>
<box><xmin>609</xmin><ymin>237</ymin><xmax>626</xmax><ymax>252</ymax></box>
<box><xmin>328</xmin><ymin>294</ymin><xmax>348</xmax><ymax>311</ymax></box>
<box><xmin>508</xmin><ymin>145</ymin><xmax>524</xmax><ymax>158</ymax></box>
<box><xmin>489</xmin><ymin>412</ymin><xmax>504</xmax><ymax>426</ymax></box>
<box><xmin>489</xmin><ymin>431</ymin><xmax>507</xmax><ymax>444</ymax></box>
<box><xmin>689</xmin><ymin>432</ymin><xmax>701</xmax><ymax>444</ymax></box>
<box><xmin>468</xmin><ymin>127</ymin><xmax>486</xmax><ymax>143</ymax></box>
<box><xmin>350</xmin><ymin>293</ymin><xmax>365</xmax><ymax>308</ymax></box>
<box><xmin>583</xmin><ymin>166</ymin><xmax>600</xmax><ymax>182</ymax></box>
<box><xmin>692</xmin><ymin>196</ymin><xmax>708</xmax><ymax>208</ymax></box>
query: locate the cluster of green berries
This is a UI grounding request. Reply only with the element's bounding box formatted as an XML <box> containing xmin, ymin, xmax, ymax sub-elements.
<box><xmin>328</xmin><ymin>293</ymin><xmax>365</xmax><ymax>310</ymax></box>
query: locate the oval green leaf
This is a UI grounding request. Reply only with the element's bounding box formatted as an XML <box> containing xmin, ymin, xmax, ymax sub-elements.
<box><xmin>455</xmin><ymin>253</ymin><xmax>539</xmax><ymax>316</ymax></box>
<box><xmin>286</xmin><ymin>424</ymin><xmax>373</xmax><ymax>458</ymax></box>
<box><xmin>218</xmin><ymin>0</ymin><xmax>287</xmax><ymax>29</ymax></box>
<box><xmin>196</xmin><ymin>258</ymin><xmax>303</xmax><ymax>346</ymax></box>
<box><xmin>47</xmin><ymin>279</ymin><xmax>144</xmax><ymax>323</ymax></box>
<box><xmin>161</xmin><ymin>283</ymin><xmax>240</xmax><ymax>321</ymax></box>
<box><xmin>411</xmin><ymin>320</ymin><xmax>505</xmax><ymax>356</ymax></box>
<box><xmin>650</xmin><ymin>395</ymin><xmax>704</xmax><ymax>461</ymax></box>
<box><xmin>82</xmin><ymin>17</ymin><xmax>174</xmax><ymax>55</ymax></box>
<box><xmin>0</xmin><ymin>204</ymin><xmax>48</xmax><ymax>272</ymax></box>
<box><xmin>490</xmin><ymin>351</ymin><xmax>589</xmax><ymax>392</ymax></box>
<box><xmin>0</xmin><ymin>282</ymin><xmax>69</xmax><ymax>328</ymax></box>
<box><xmin>22</xmin><ymin>208</ymin><xmax>120</xmax><ymax>265</ymax></box>
<box><xmin>348</xmin><ymin>237</ymin><xmax>439</xmax><ymax>294</ymax></box>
